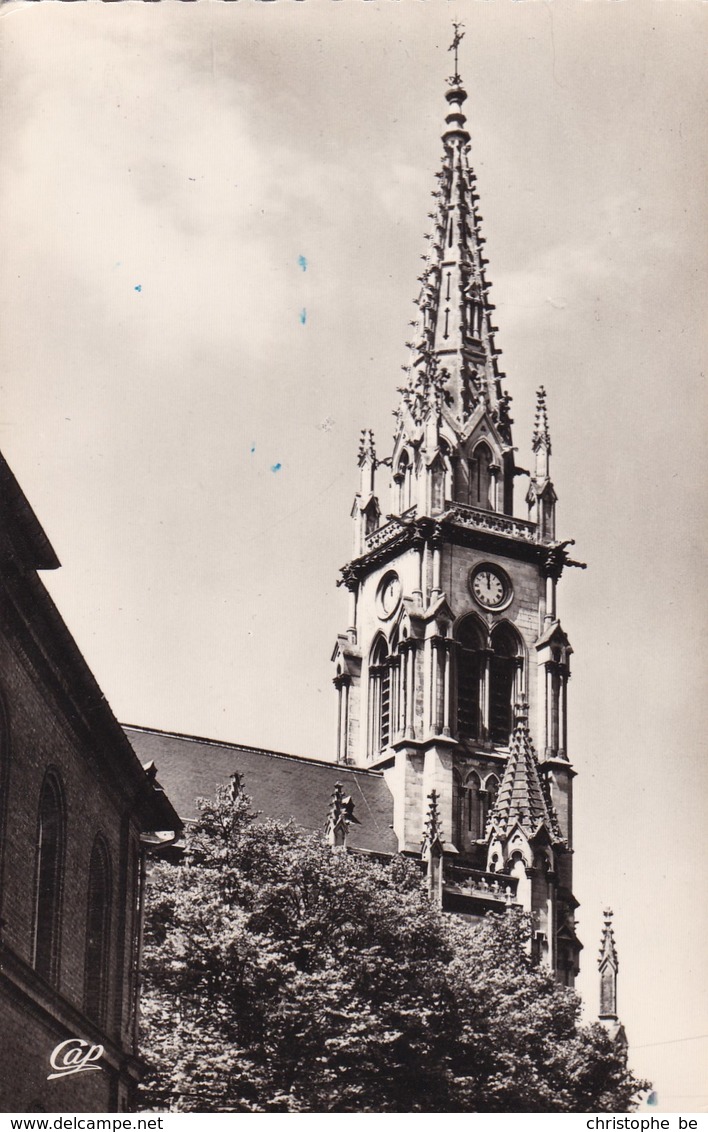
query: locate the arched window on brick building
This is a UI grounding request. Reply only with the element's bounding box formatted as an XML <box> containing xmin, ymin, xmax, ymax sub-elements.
<box><xmin>0</xmin><ymin>693</ymin><xmax>8</xmax><ymax>879</ymax></box>
<box><xmin>33</xmin><ymin>772</ymin><xmax>65</xmax><ymax>984</ymax></box>
<box><xmin>84</xmin><ymin>836</ymin><xmax>112</xmax><ymax>1027</ymax></box>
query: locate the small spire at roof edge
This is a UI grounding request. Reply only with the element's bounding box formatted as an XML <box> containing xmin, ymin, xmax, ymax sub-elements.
<box><xmin>598</xmin><ymin>907</ymin><xmax>623</xmax><ymax>1034</ymax></box>
<box><xmin>358</xmin><ymin>428</ymin><xmax>376</xmax><ymax>466</ymax></box>
<box><xmin>325</xmin><ymin>781</ymin><xmax>358</xmax><ymax>848</ymax></box>
<box><xmin>421</xmin><ymin>789</ymin><xmax>445</xmax><ymax>855</ymax></box>
<box><xmin>533</xmin><ymin>386</ymin><xmax>552</xmax><ymax>453</ymax></box>
<box><xmin>599</xmin><ymin>907</ymin><xmax>619</xmax><ymax>970</ymax></box>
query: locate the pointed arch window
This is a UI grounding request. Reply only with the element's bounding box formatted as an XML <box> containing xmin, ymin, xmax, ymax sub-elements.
<box><xmin>456</xmin><ymin>617</ymin><xmax>484</xmax><ymax>741</ymax></box>
<box><xmin>431</xmin><ymin>459</ymin><xmax>445</xmax><ymax>513</ymax></box>
<box><xmin>363</xmin><ymin>499</ymin><xmax>380</xmax><ymax>537</ymax></box>
<box><xmin>469</xmin><ymin>441</ymin><xmax>494</xmax><ymax>511</ymax></box>
<box><xmin>394</xmin><ymin>452</ymin><xmax>413</xmax><ymax>514</ymax></box>
<box><xmin>33</xmin><ymin>773</ymin><xmax>65</xmax><ymax>984</ymax></box>
<box><xmin>465</xmin><ymin>771</ymin><xmax>483</xmax><ymax>842</ymax></box>
<box><xmin>369</xmin><ymin>637</ymin><xmax>392</xmax><ymax>756</ymax></box>
<box><xmin>456</xmin><ymin>619</ymin><xmax>523</xmax><ymax>747</ymax></box>
<box><xmin>489</xmin><ymin>624</ymin><xmax>522</xmax><ymax>745</ymax></box>
<box><xmin>452</xmin><ymin>770</ymin><xmax>465</xmax><ymax>849</ymax></box>
<box><xmin>454</xmin><ymin>770</ymin><xmax>491</xmax><ymax>853</ymax></box>
<box><xmin>480</xmin><ymin>773</ymin><xmax>499</xmax><ymax>833</ymax></box>
<box><xmin>85</xmin><ymin>837</ymin><xmax>112</xmax><ymax>1026</ymax></box>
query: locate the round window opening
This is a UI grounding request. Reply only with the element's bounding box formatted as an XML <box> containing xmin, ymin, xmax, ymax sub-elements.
<box><xmin>378</xmin><ymin>571</ymin><xmax>402</xmax><ymax>618</ymax></box>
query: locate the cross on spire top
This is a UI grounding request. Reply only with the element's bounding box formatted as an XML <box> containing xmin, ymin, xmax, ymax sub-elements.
<box><xmin>448</xmin><ymin>22</ymin><xmax>465</xmax><ymax>85</ymax></box>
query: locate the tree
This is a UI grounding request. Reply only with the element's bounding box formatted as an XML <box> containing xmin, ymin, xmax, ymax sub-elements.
<box><xmin>139</xmin><ymin>783</ymin><xmax>647</xmax><ymax>1112</ymax></box>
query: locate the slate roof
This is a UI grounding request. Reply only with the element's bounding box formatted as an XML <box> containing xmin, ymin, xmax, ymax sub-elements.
<box><xmin>123</xmin><ymin>725</ymin><xmax>398</xmax><ymax>855</ymax></box>
<box><xmin>0</xmin><ymin>448</ymin><xmax>60</xmax><ymax>571</ymax></box>
<box><xmin>487</xmin><ymin>709</ymin><xmax>562</xmax><ymax>843</ymax></box>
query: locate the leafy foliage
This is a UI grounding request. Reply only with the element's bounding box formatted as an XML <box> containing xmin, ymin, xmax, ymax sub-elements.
<box><xmin>139</xmin><ymin>784</ymin><xmax>647</xmax><ymax>1112</ymax></box>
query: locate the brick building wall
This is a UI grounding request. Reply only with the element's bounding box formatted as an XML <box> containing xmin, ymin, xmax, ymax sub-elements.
<box><xmin>0</xmin><ymin>450</ymin><xmax>179</xmax><ymax>1113</ymax></box>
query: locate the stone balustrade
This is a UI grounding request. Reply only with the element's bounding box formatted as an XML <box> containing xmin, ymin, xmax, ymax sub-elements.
<box><xmin>445</xmin><ymin>864</ymin><xmax>518</xmax><ymax>903</ymax></box>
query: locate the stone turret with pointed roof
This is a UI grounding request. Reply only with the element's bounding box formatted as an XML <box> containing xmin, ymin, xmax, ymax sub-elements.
<box><xmin>486</xmin><ymin>703</ymin><xmax>563</xmax><ymax>846</ymax></box>
<box><xmin>599</xmin><ymin>908</ymin><xmax>619</xmax><ymax>1015</ymax></box>
<box><xmin>527</xmin><ymin>386</ymin><xmax>557</xmax><ymax>541</ymax></box>
<box><xmin>598</xmin><ymin>909</ymin><xmax>627</xmax><ymax>1047</ymax></box>
<box><xmin>484</xmin><ymin>705</ymin><xmax>579</xmax><ymax>974</ymax></box>
<box><xmin>332</xmin><ymin>30</ymin><xmax>584</xmax><ymax>985</ymax></box>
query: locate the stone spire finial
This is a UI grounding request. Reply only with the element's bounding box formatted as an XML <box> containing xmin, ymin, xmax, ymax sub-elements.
<box><xmin>324</xmin><ymin>782</ymin><xmax>358</xmax><ymax>848</ymax></box>
<box><xmin>421</xmin><ymin>789</ymin><xmax>445</xmax><ymax>856</ymax></box>
<box><xmin>598</xmin><ymin>907</ymin><xmax>619</xmax><ymax>1019</ymax></box>
<box><xmin>533</xmin><ymin>386</ymin><xmax>552</xmax><ymax>455</ymax></box>
<box><xmin>527</xmin><ymin>386</ymin><xmax>556</xmax><ymax>535</ymax></box>
<box><xmin>421</xmin><ymin>790</ymin><xmax>445</xmax><ymax>907</ymax></box>
<box><xmin>227</xmin><ymin>772</ymin><xmax>244</xmax><ymax>804</ymax></box>
<box><xmin>357</xmin><ymin>429</ymin><xmax>376</xmax><ymax>467</ymax></box>
<box><xmin>599</xmin><ymin>908</ymin><xmax>618</xmax><ymax>964</ymax></box>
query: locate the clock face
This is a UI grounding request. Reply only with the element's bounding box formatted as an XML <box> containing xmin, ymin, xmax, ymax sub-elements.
<box><xmin>471</xmin><ymin>565</ymin><xmax>510</xmax><ymax>610</ymax></box>
<box><xmin>379</xmin><ymin>572</ymin><xmax>402</xmax><ymax>617</ymax></box>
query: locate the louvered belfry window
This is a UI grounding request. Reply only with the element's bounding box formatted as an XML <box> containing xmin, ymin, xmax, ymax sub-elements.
<box><xmin>457</xmin><ymin>618</ymin><xmax>521</xmax><ymax>747</ymax></box>
<box><xmin>370</xmin><ymin>637</ymin><xmax>392</xmax><ymax>756</ymax></box>
<box><xmin>379</xmin><ymin>664</ymin><xmax>391</xmax><ymax>750</ymax></box>
<box><xmin>489</xmin><ymin>623</ymin><xmax>519</xmax><ymax>745</ymax></box>
<box><xmin>470</xmin><ymin>441</ymin><xmax>493</xmax><ymax>510</ymax></box>
<box><xmin>457</xmin><ymin>618</ymin><xmax>483</xmax><ymax>740</ymax></box>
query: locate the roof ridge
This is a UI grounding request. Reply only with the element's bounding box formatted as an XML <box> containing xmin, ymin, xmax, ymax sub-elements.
<box><xmin>121</xmin><ymin>724</ymin><xmax>386</xmax><ymax>777</ymax></box>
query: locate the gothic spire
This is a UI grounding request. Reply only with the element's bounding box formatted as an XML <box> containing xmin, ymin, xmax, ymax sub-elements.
<box><xmin>357</xmin><ymin>428</ymin><xmax>376</xmax><ymax>467</ymax></box>
<box><xmin>533</xmin><ymin>386</ymin><xmax>552</xmax><ymax>456</ymax></box>
<box><xmin>324</xmin><ymin>782</ymin><xmax>359</xmax><ymax>848</ymax></box>
<box><xmin>598</xmin><ymin>908</ymin><xmax>627</xmax><ymax>1046</ymax></box>
<box><xmin>403</xmin><ymin>27</ymin><xmax>511</xmax><ymax>439</ymax></box>
<box><xmin>598</xmin><ymin>907</ymin><xmax>619</xmax><ymax>1018</ymax></box>
<box><xmin>421</xmin><ymin>789</ymin><xmax>445</xmax><ymax>907</ymax></box>
<box><xmin>421</xmin><ymin>788</ymin><xmax>445</xmax><ymax>856</ymax></box>
<box><xmin>486</xmin><ymin>703</ymin><xmax>563</xmax><ymax>842</ymax></box>
<box><xmin>527</xmin><ymin>385</ymin><xmax>556</xmax><ymax>537</ymax></box>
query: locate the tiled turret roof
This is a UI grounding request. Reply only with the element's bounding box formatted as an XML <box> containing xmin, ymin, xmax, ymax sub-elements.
<box><xmin>487</xmin><ymin>704</ymin><xmax>563</xmax><ymax>843</ymax></box>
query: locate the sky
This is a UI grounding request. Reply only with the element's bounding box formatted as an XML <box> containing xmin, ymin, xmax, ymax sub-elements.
<box><xmin>0</xmin><ymin>0</ymin><xmax>706</xmax><ymax>1114</ymax></box>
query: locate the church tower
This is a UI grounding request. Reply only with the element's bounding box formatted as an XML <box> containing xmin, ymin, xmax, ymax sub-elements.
<box><xmin>332</xmin><ymin>32</ymin><xmax>583</xmax><ymax>983</ymax></box>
